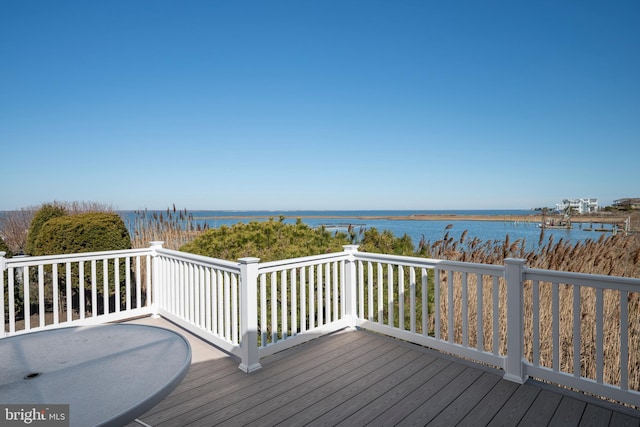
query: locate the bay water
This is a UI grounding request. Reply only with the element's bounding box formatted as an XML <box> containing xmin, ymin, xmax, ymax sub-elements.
<box><xmin>121</xmin><ymin>209</ymin><xmax>611</xmax><ymax>252</ymax></box>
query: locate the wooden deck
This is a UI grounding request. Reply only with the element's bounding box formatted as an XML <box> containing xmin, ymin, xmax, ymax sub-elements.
<box><xmin>124</xmin><ymin>317</ymin><xmax>640</xmax><ymax>427</ymax></box>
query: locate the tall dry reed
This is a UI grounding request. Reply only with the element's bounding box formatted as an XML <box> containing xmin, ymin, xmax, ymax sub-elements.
<box><xmin>130</xmin><ymin>205</ymin><xmax>208</xmax><ymax>250</ymax></box>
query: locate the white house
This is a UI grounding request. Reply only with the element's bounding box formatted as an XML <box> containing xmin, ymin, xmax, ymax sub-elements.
<box><xmin>555</xmin><ymin>198</ymin><xmax>599</xmax><ymax>214</ymax></box>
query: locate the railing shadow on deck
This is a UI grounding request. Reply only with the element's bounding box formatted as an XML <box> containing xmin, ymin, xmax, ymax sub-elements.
<box><xmin>2</xmin><ymin>242</ymin><xmax>639</xmax><ymax>408</ymax></box>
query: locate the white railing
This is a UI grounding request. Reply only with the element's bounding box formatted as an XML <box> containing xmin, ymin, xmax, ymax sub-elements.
<box><xmin>255</xmin><ymin>248</ymin><xmax>355</xmax><ymax>359</ymax></box>
<box><xmin>2</xmin><ymin>243</ymin><xmax>638</xmax><ymax>407</ymax></box>
<box><xmin>349</xmin><ymin>251</ymin><xmax>639</xmax><ymax>407</ymax></box>
<box><xmin>352</xmin><ymin>251</ymin><xmax>507</xmax><ymax>371</ymax></box>
<box><xmin>1</xmin><ymin>247</ymin><xmax>154</xmax><ymax>336</ymax></box>
<box><xmin>151</xmin><ymin>246</ymin><xmax>244</xmax><ymax>359</ymax></box>
<box><xmin>521</xmin><ymin>267</ymin><xmax>640</xmax><ymax>406</ymax></box>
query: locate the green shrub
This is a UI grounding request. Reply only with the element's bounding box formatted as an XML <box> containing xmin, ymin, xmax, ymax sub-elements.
<box><xmin>29</xmin><ymin>212</ymin><xmax>133</xmax><ymax>313</ymax></box>
<box><xmin>25</xmin><ymin>203</ymin><xmax>66</xmax><ymax>255</ymax></box>
<box><xmin>180</xmin><ymin>218</ymin><xmax>351</xmax><ymax>262</ymax></box>
<box><xmin>359</xmin><ymin>227</ymin><xmax>428</xmax><ymax>257</ymax></box>
<box><xmin>32</xmin><ymin>212</ymin><xmax>131</xmax><ymax>256</ymax></box>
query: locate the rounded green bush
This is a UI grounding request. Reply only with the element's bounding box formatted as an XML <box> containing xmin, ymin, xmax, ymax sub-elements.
<box><xmin>32</xmin><ymin>212</ymin><xmax>131</xmax><ymax>256</ymax></box>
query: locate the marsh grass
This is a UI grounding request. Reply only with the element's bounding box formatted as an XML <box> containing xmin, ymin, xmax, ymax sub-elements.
<box><xmin>130</xmin><ymin>205</ymin><xmax>209</xmax><ymax>250</ymax></box>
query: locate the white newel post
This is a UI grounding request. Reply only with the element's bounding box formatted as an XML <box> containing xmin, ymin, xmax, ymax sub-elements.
<box><xmin>343</xmin><ymin>245</ymin><xmax>359</xmax><ymax>329</ymax></box>
<box><xmin>149</xmin><ymin>241</ymin><xmax>164</xmax><ymax>318</ymax></box>
<box><xmin>238</xmin><ymin>257</ymin><xmax>262</xmax><ymax>373</ymax></box>
<box><xmin>504</xmin><ymin>258</ymin><xmax>527</xmax><ymax>383</ymax></box>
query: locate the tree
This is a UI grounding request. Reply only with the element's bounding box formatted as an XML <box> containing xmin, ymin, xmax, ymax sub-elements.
<box><xmin>0</xmin><ymin>208</ymin><xmax>34</xmax><ymax>255</ymax></box>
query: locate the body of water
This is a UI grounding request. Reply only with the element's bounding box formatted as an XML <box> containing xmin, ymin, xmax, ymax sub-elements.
<box><xmin>121</xmin><ymin>210</ymin><xmax>612</xmax><ymax>252</ymax></box>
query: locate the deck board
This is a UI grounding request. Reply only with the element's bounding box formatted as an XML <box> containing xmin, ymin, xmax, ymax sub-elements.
<box><xmin>518</xmin><ymin>389</ymin><xmax>564</xmax><ymax>426</ymax></box>
<box><xmin>399</xmin><ymin>367</ymin><xmax>484</xmax><ymax>425</ymax></box>
<box><xmin>335</xmin><ymin>356</ymin><xmax>451</xmax><ymax>426</ymax></box>
<box><xmin>453</xmin><ymin>377</ymin><xmax>520</xmax><ymax>426</ymax></box>
<box><xmin>487</xmin><ymin>382</ymin><xmax>541</xmax><ymax>426</ymax></box>
<box><xmin>426</xmin><ymin>372</ymin><xmax>502</xmax><ymax>426</ymax></box>
<box><xmin>195</xmin><ymin>341</ymin><xmax>406</xmax><ymax>426</ymax></box>
<box><xmin>610</xmin><ymin>412</ymin><xmax>640</xmax><ymax>427</ymax></box>
<box><xmin>244</xmin><ymin>346</ymin><xmax>422</xmax><ymax>427</ymax></box>
<box><xmin>369</xmin><ymin>361</ymin><xmax>466</xmax><ymax>425</ymax></box>
<box><xmin>309</xmin><ymin>352</ymin><xmax>438</xmax><ymax>426</ymax></box>
<box><xmin>124</xmin><ymin>317</ymin><xmax>640</xmax><ymax>427</ymax></box>
<box><xmin>579</xmin><ymin>404</ymin><xmax>613</xmax><ymax>427</ymax></box>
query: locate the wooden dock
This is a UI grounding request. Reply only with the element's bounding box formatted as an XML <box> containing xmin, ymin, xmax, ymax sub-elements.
<box><xmin>124</xmin><ymin>317</ymin><xmax>639</xmax><ymax>426</ymax></box>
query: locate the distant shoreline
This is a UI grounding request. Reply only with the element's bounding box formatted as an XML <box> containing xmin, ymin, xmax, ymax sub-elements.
<box><xmin>195</xmin><ymin>213</ymin><xmax>628</xmax><ymax>224</ymax></box>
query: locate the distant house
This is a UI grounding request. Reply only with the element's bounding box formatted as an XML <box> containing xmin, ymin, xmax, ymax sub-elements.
<box><xmin>613</xmin><ymin>198</ymin><xmax>640</xmax><ymax>210</ymax></box>
<box><xmin>555</xmin><ymin>198</ymin><xmax>599</xmax><ymax>214</ymax></box>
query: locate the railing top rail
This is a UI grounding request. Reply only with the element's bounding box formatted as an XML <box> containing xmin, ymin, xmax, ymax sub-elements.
<box><xmin>354</xmin><ymin>251</ymin><xmax>505</xmax><ymax>276</ymax></box>
<box><xmin>155</xmin><ymin>247</ymin><xmax>241</xmax><ymax>273</ymax></box>
<box><xmin>524</xmin><ymin>267</ymin><xmax>640</xmax><ymax>291</ymax></box>
<box><xmin>2</xmin><ymin>248</ymin><xmax>153</xmax><ymax>268</ymax></box>
<box><xmin>258</xmin><ymin>251</ymin><xmax>349</xmax><ymax>274</ymax></box>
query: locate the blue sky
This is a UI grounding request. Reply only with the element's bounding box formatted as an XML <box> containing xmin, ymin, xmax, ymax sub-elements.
<box><xmin>1</xmin><ymin>1</ymin><xmax>638</xmax><ymax>211</ymax></box>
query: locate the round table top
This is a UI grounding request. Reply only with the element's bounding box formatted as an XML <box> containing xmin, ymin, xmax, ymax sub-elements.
<box><xmin>0</xmin><ymin>323</ymin><xmax>191</xmax><ymax>427</ymax></box>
